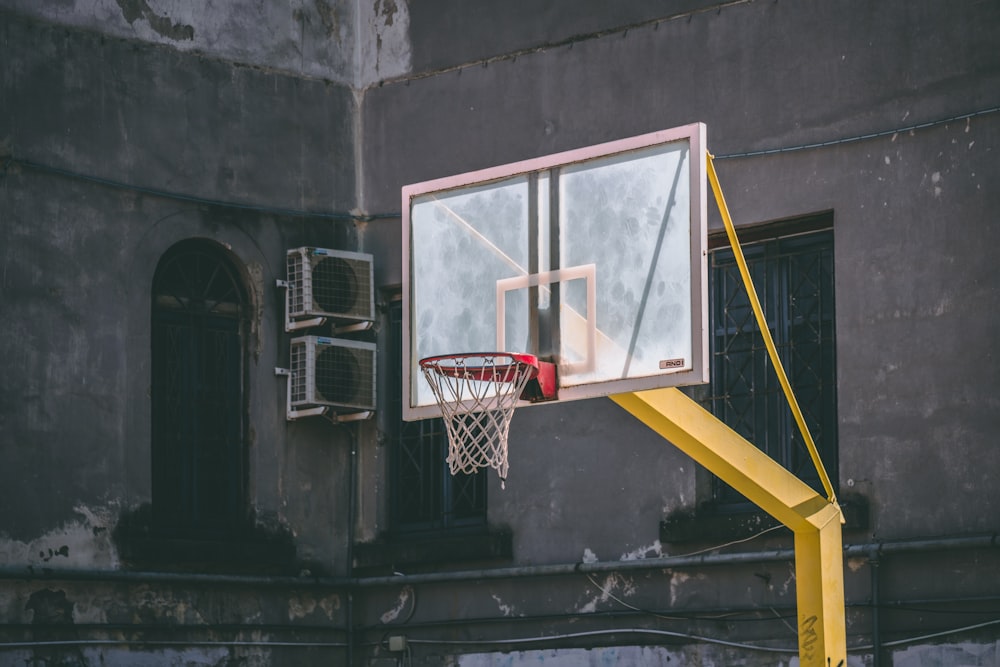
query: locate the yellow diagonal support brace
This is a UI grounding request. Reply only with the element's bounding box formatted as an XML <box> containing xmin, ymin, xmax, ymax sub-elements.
<box><xmin>707</xmin><ymin>153</ymin><xmax>837</xmax><ymax>503</ymax></box>
<box><xmin>612</xmin><ymin>388</ymin><xmax>846</xmax><ymax>667</ymax></box>
<box><xmin>612</xmin><ymin>390</ymin><xmax>846</xmax><ymax>663</ymax></box>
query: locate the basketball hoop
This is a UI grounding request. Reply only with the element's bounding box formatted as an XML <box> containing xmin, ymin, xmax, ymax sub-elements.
<box><xmin>419</xmin><ymin>353</ymin><xmax>555</xmax><ymax>488</ymax></box>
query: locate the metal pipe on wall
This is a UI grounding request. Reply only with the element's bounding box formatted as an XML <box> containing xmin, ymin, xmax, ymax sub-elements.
<box><xmin>2</xmin><ymin>534</ymin><xmax>997</xmax><ymax>657</ymax></box>
<box><xmin>870</xmin><ymin>550</ymin><xmax>882</xmax><ymax>667</ymax></box>
<box><xmin>345</xmin><ymin>424</ymin><xmax>358</xmax><ymax>667</ymax></box>
<box><xmin>1</xmin><ymin>533</ymin><xmax>995</xmax><ymax>589</ymax></box>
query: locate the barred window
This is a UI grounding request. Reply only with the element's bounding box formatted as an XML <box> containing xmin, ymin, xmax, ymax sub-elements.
<box><xmin>699</xmin><ymin>224</ymin><xmax>837</xmax><ymax>508</ymax></box>
<box><xmin>388</xmin><ymin>300</ymin><xmax>486</xmax><ymax>533</ymax></box>
<box><xmin>151</xmin><ymin>240</ymin><xmax>248</xmax><ymax>537</ymax></box>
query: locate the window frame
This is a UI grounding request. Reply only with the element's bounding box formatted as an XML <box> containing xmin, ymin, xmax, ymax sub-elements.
<box><xmin>386</xmin><ymin>297</ymin><xmax>489</xmax><ymax>537</ymax></box>
<box><xmin>150</xmin><ymin>239</ymin><xmax>251</xmax><ymax>539</ymax></box>
<box><xmin>699</xmin><ymin>218</ymin><xmax>838</xmax><ymax>512</ymax></box>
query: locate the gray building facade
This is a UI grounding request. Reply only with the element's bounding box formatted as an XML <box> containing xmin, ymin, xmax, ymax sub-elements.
<box><xmin>1</xmin><ymin>1</ymin><xmax>999</xmax><ymax>665</ymax></box>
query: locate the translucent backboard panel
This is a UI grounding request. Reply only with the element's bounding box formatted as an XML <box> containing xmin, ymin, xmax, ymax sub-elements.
<box><xmin>403</xmin><ymin>123</ymin><xmax>707</xmax><ymax>420</ymax></box>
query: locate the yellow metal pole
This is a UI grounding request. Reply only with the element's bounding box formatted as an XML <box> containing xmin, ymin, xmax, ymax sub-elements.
<box><xmin>706</xmin><ymin>153</ymin><xmax>837</xmax><ymax>504</ymax></box>
<box><xmin>611</xmin><ymin>388</ymin><xmax>847</xmax><ymax>667</ymax></box>
<box><xmin>794</xmin><ymin>503</ymin><xmax>848</xmax><ymax>667</ymax></box>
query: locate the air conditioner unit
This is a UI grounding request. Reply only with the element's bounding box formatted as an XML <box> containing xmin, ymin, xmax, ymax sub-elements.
<box><xmin>283</xmin><ymin>247</ymin><xmax>374</xmax><ymax>332</ymax></box>
<box><xmin>286</xmin><ymin>336</ymin><xmax>376</xmax><ymax>419</ymax></box>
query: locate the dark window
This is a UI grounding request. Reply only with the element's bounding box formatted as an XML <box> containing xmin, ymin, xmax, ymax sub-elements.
<box><xmin>388</xmin><ymin>300</ymin><xmax>487</xmax><ymax>533</ymax></box>
<box><xmin>151</xmin><ymin>240</ymin><xmax>248</xmax><ymax>537</ymax></box>
<box><xmin>697</xmin><ymin>226</ymin><xmax>837</xmax><ymax>509</ymax></box>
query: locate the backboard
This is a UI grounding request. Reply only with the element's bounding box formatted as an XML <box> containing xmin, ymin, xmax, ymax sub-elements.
<box><xmin>402</xmin><ymin>122</ymin><xmax>708</xmax><ymax>421</ymax></box>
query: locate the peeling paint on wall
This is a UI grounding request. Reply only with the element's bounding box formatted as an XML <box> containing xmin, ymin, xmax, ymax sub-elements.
<box><xmin>0</xmin><ymin>503</ymin><xmax>119</xmax><ymax>569</ymax></box>
<box><xmin>288</xmin><ymin>592</ymin><xmax>341</xmax><ymax>621</ymax></box>
<box><xmin>780</xmin><ymin>564</ymin><xmax>795</xmax><ymax>596</ymax></box>
<box><xmin>619</xmin><ymin>540</ymin><xmax>664</xmax><ymax>561</ymax></box>
<box><xmin>576</xmin><ymin>573</ymin><xmax>635</xmax><ymax>614</ymax></box>
<box><xmin>246</xmin><ymin>261</ymin><xmax>265</xmax><ymax>360</ymax></box>
<box><xmin>114</xmin><ymin>0</ymin><xmax>194</xmax><ymax>41</ymax></box>
<box><xmin>491</xmin><ymin>593</ymin><xmax>519</xmax><ymax>617</ymax></box>
<box><xmin>357</xmin><ymin>0</ymin><xmax>411</xmax><ymax>87</ymax></box>
<box><xmin>312</xmin><ymin>0</ymin><xmax>342</xmax><ymax>38</ymax></box>
<box><xmin>665</xmin><ymin>569</ymin><xmax>709</xmax><ymax>607</ymax></box>
<box><xmin>3</xmin><ymin>0</ymin><xmax>366</xmax><ymax>86</ymax></box>
<box><xmin>378</xmin><ymin>585</ymin><xmax>413</xmax><ymax>624</ymax></box>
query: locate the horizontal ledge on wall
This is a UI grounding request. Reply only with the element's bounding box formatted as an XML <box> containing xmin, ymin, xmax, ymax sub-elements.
<box><xmin>0</xmin><ymin>533</ymin><xmax>995</xmax><ymax>589</ymax></box>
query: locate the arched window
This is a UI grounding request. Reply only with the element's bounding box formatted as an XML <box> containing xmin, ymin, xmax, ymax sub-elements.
<box><xmin>151</xmin><ymin>240</ymin><xmax>248</xmax><ymax>538</ymax></box>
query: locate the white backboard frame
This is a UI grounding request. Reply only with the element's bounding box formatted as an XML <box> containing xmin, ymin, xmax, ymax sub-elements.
<box><xmin>402</xmin><ymin>122</ymin><xmax>708</xmax><ymax>421</ymax></box>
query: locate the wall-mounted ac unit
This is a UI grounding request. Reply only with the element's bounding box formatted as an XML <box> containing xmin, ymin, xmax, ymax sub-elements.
<box><xmin>283</xmin><ymin>247</ymin><xmax>374</xmax><ymax>332</ymax></box>
<box><xmin>282</xmin><ymin>336</ymin><xmax>376</xmax><ymax>420</ymax></box>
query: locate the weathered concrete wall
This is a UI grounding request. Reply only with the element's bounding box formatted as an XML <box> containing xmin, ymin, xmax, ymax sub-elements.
<box><xmin>2</xmin><ymin>0</ymin><xmax>1000</xmax><ymax>665</ymax></box>
<box><xmin>360</xmin><ymin>0</ymin><xmax>1000</xmax><ymax>542</ymax></box>
<box><xmin>0</xmin><ymin>8</ymin><xmax>360</xmax><ymax>570</ymax></box>
<box><xmin>0</xmin><ymin>577</ymin><xmax>349</xmax><ymax>664</ymax></box>
<box><xmin>1</xmin><ymin>11</ymin><xmax>357</xmax><ymax>212</ymax></box>
<box><xmin>0</xmin><ymin>0</ymin><xmax>411</xmax><ymax>88</ymax></box>
<box><xmin>404</xmin><ymin>0</ymin><xmax>719</xmax><ymax>76</ymax></box>
<box><xmin>1</xmin><ymin>9</ymin><xmax>365</xmax><ymax>659</ymax></box>
<box><xmin>354</xmin><ymin>1</ymin><xmax>1000</xmax><ymax>663</ymax></box>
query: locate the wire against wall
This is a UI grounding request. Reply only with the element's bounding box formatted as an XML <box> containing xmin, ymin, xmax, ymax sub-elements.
<box><xmin>5</xmin><ymin>105</ymin><xmax>997</xmax><ymax>220</ymax></box>
<box><xmin>714</xmin><ymin>106</ymin><xmax>1000</xmax><ymax>159</ymax></box>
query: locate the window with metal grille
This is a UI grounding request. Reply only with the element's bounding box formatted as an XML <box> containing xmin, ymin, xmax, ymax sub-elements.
<box><xmin>151</xmin><ymin>240</ymin><xmax>248</xmax><ymax>537</ymax></box>
<box><xmin>388</xmin><ymin>300</ymin><xmax>487</xmax><ymax>533</ymax></box>
<box><xmin>697</xmin><ymin>224</ymin><xmax>837</xmax><ymax>509</ymax></box>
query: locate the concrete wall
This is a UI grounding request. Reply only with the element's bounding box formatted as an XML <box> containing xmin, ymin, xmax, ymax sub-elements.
<box><xmin>358</xmin><ymin>1</ymin><xmax>1000</xmax><ymax>663</ymax></box>
<box><xmin>2</xmin><ymin>0</ymin><xmax>999</xmax><ymax>665</ymax></box>
<box><xmin>0</xmin><ymin>0</ymin><xmax>410</xmax><ymax>88</ymax></box>
<box><xmin>1</xmin><ymin>6</ymin><xmax>367</xmax><ymax>662</ymax></box>
<box><xmin>360</xmin><ymin>0</ymin><xmax>1000</xmax><ymax>540</ymax></box>
<box><xmin>1</xmin><ymin>6</ymin><xmax>360</xmax><ymax>557</ymax></box>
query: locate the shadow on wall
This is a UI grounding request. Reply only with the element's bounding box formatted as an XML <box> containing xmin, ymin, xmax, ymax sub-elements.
<box><xmin>113</xmin><ymin>504</ymin><xmax>298</xmax><ymax>575</ymax></box>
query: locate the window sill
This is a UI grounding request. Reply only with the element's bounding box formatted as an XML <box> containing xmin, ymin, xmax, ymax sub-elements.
<box><xmin>117</xmin><ymin>534</ymin><xmax>297</xmax><ymax>574</ymax></box>
<box><xmin>661</xmin><ymin>494</ymin><xmax>869</xmax><ymax>544</ymax></box>
<box><xmin>353</xmin><ymin>528</ymin><xmax>513</xmax><ymax>574</ymax></box>
<box><xmin>114</xmin><ymin>507</ymin><xmax>298</xmax><ymax>575</ymax></box>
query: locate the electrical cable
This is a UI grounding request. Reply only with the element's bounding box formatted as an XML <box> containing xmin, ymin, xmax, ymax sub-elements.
<box><xmin>584</xmin><ymin>573</ymin><xmax>747</xmax><ymax>622</ymax></box>
<box><xmin>403</xmin><ymin>627</ymin><xmax>798</xmax><ymax>653</ymax></box>
<box><xmin>372</xmin><ymin>523</ymin><xmax>809</xmax><ymax>655</ymax></box>
<box><xmin>672</xmin><ymin>523</ymin><xmax>786</xmax><ymax>558</ymax></box>
<box><xmin>365</xmin><ymin>519</ymin><xmax>1000</xmax><ymax>657</ymax></box>
<box><xmin>9</xmin><ymin>618</ymin><xmax>1000</xmax><ymax>654</ymax></box>
<box><xmin>6</xmin><ymin>105</ymin><xmax>997</xmax><ymax>223</ymax></box>
<box><xmin>849</xmin><ymin>617</ymin><xmax>1000</xmax><ymax>652</ymax></box>
<box><xmin>714</xmin><ymin>106</ymin><xmax>1000</xmax><ymax>159</ymax></box>
<box><xmin>387</xmin><ymin>617</ymin><xmax>1000</xmax><ymax>656</ymax></box>
<box><xmin>579</xmin><ymin>523</ymin><xmax>794</xmax><ymax>625</ymax></box>
<box><xmin>878</xmin><ymin>602</ymin><xmax>1000</xmax><ymax>615</ymax></box>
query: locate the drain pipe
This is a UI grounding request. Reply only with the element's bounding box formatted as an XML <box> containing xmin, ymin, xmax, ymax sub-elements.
<box><xmin>3</xmin><ymin>533</ymin><xmax>995</xmax><ymax>588</ymax></box>
<box><xmin>869</xmin><ymin>547</ymin><xmax>882</xmax><ymax>667</ymax></box>
<box><xmin>344</xmin><ymin>424</ymin><xmax>359</xmax><ymax>667</ymax></box>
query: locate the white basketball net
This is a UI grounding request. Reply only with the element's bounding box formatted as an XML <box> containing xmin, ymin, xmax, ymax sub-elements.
<box><xmin>420</xmin><ymin>354</ymin><xmax>536</xmax><ymax>489</ymax></box>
